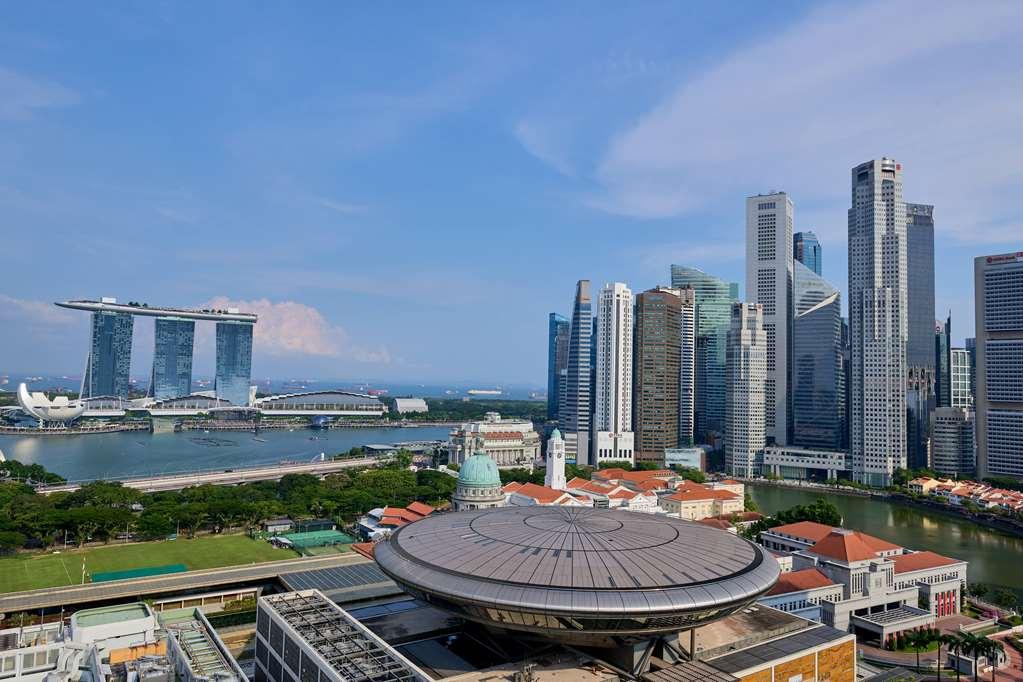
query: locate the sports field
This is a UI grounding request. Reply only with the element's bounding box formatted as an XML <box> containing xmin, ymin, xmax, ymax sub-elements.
<box><xmin>0</xmin><ymin>535</ymin><xmax>296</xmax><ymax>594</ymax></box>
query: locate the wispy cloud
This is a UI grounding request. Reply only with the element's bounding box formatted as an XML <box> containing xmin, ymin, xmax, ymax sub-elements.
<box><xmin>317</xmin><ymin>198</ymin><xmax>369</xmax><ymax>215</ymax></box>
<box><xmin>0</xmin><ymin>66</ymin><xmax>77</xmax><ymax>120</ymax></box>
<box><xmin>202</xmin><ymin>297</ymin><xmax>390</xmax><ymax>363</ymax></box>
<box><xmin>592</xmin><ymin>1</ymin><xmax>1023</xmax><ymax>243</ymax></box>
<box><xmin>513</xmin><ymin>120</ymin><xmax>575</xmax><ymax>177</ymax></box>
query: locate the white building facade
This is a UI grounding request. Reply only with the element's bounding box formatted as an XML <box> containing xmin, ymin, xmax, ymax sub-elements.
<box><xmin>848</xmin><ymin>158</ymin><xmax>908</xmax><ymax>486</ymax></box>
<box><xmin>545</xmin><ymin>428</ymin><xmax>567</xmax><ymax>490</ymax></box>
<box><xmin>679</xmin><ymin>287</ymin><xmax>697</xmax><ymax>446</ymax></box>
<box><xmin>950</xmin><ymin>349</ymin><xmax>973</xmax><ymax>409</ymax></box>
<box><xmin>447</xmin><ymin>412</ymin><xmax>541</xmax><ymax>467</ymax></box>
<box><xmin>746</xmin><ymin>192</ymin><xmax>793</xmax><ymax>446</ymax></box>
<box><xmin>593</xmin><ymin>282</ymin><xmax>635</xmax><ymax>463</ymax></box>
<box><xmin>726</xmin><ymin>303</ymin><xmax>767</xmax><ymax>477</ymax></box>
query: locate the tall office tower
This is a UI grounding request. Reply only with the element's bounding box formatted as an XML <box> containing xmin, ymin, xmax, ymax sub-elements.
<box><xmin>563</xmin><ymin>280</ymin><xmax>593</xmax><ymax>463</ymax></box>
<box><xmin>82</xmin><ymin>308</ymin><xmax>134</xmax><ymax>398</ymax></box>
<box><xmin>725</xmin><ymin>303</ymin><xmax>766</xmax><ymax>477</ymax></box>
<box><xmin>935</xmin><ymin>315</ymin><xmax>951</xmax><ymax>408</ymax></box>
<box><xmin>905</xmin><ymin>204</ymin><xmax>936</xmax><ymax>371</ymax></box>
<box><xmin>593</xmin><ymin>282</ymin><xmax>634</xmax><ymax>462</ymax></box>
<box><xmin>215</xmin><ymin>321</ymin><xmax>254</xmax><ymax>407</ymax></box>
<box><xmin>842</xmin><ymin>317</ymin><xmax>851</xmax><ymax>450</ymax></box>
<box><xmin>149</xmin><ymin>317</ymin><xmax>195</xmax><ymax>400</ymax></box>
<box><xmin>670</xmin><ymin>265</ymin><xmax>739</xmax><ymax>441</ymax></box>
<box><xmin>557</xmin><ymin>368</ymin><xmax>568</xmax><ymax>422</ymax></box>
<box><xmin>633</xmin><ymin>287</ymin><xmax>682</xmax><ymax>464</ymax></box>
<box><xmin>546</xmin><ymin>313</ymin><xmax>570</xmax><ymax>420</ymax></box>
<box><xmin>950</xmin><ymin>348</ymin><xmax>973</xmax><ymax>408</ymax></box>
<box><xmin>544</xmin><ymin>428</ymin><xmax>567</xmax><ymax>490</ymax></box>
<box><xmin>746</xmin><ymin>192</ymin><xmax>793</xmax><ymax>446</ymax></box>
<box><xmin>793</xmin><ymin>231</ymin><xmax>822</xmax><ymax>276</ymax></box>
<box><xmin>974</xmin><ymin>252</ymin><xmax>1023</xmax><ymax>480</ymax></box>
<box><xmin>678</xmin><ymin>287</ymin><xmax>697</xmax><ymax>446</ymax></box>
<box><xmin>965</xmin><ymin>337</ymin><xmax>977</xmax><ymax>403</ymax></box>
<box><xmin>792</xmin><ymin>261</ymin><xmax>845</xmax><ymax>450</ymax></box>
<box><xmin>848</xmin><ymin>158</ymin><xmax>908</xmax><ymax>486</ymax></box>
<box><xmin>930</xmin><ymin>407</ymin><xmax>975</xmax><ymax>477</ymax></box>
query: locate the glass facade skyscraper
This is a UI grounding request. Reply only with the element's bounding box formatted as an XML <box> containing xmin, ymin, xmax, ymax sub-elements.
<box><xmin>150</xmin><ymin>317</ymin><xmax>195</xmax><ymax>400</ymax></box>
<box><xmin>791</xmin><ymin>261</ymin><xmax>845</xmax><ymax>450</ymax></box>
<box><xmin>215</xmin><ymin>321</ymin><xmax>254</xmax><ymax>406</ymax></box>
<box><xmin>906</xmin><ymin>204</ymin><xmax>936</xmax><ymax>371</ymax></box>
<box><xmin>935</xmin><ymin>314</ymin><xmax>951</xmax><ymax>408</ymax></box>
<box><xmin>82</xmin><ymin>311</ymin><xmax>134</xmax><ymax>398</ymax></box>
<box><xmin>670</xmin><ymin>265</ymin><xmax>739</xmax><ymax>440</ymax></box>
<box><xmin>562</xmin><ymin>281</ymin><xmax>592</xmax><ymax>463</ymax></box>
<box><xmin>793</xmin><ymin>231</ymin><xmax>822</xmax><ymax>277</ymax></box>
<box><xmin>546</xmin><ymin>313</ymin><xmax>569</xmax><ymax>420</ymax></box>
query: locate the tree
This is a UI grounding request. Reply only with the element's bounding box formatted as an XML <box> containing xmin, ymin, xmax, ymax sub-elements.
<box><xmin>905</xmin><ymin>629</ymin><xmax>934</xmax><ymax>673</ymax></box>
<box><xmin>674</xmin><ymin>467</ymin><xmax>706</xmax><ymax>484</ymax></box>
<box><xmin>0</xmin><ymin>531</ymin><xmax>26</xmax><ymax>554</ymax></box>
<box><xmin>744</xmin><ymin>493</ymin><xmax>759</xmax><ymax>512</ymax></box>
<box><xmin>993</xmin><ymin>589</ymin><xmax>1018</xmax><ymax>611</ymax></box>
<box><xmin>940</xmin><ymin>632</ymin><xmax>963</xmax><ymax>682</ymax></box>
<box><xmin>978</xmin><ymin>638</ymin><xmax>1003</xmax><ymax>682</ymax></box>
<box><xmin>774</xmin><ymin>497</ymin><xmax>842</xmax><ymax>526</ymax></box>
<box><xmin>970</xmin><ymin>583</ymin><xmax>990</xmax><ymax>600</ymax></box>
<box><xmin>598</xmin><ymin>460</ymin><xmax>633</xmax><ymax>471</ymax></box>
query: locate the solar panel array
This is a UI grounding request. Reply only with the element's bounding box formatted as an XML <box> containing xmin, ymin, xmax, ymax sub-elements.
<box><xmin>281</xmin><ymin>562</ymin><xmax>392</xmax><ymax>593</ymax></box>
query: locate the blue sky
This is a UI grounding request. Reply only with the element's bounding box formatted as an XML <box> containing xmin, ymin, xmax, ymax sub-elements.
<box><xmin>1</xmin><ymin>1</ymin><xmax>1021</xmax><ymax>385</ymax></box>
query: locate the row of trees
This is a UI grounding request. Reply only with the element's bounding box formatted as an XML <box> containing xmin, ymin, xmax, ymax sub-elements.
<box><xmin>0</xmin><ymin>459</ymin><xmax>457</xmax><ymax>553</ymax></box>
<box><xmin>891</xmin><ymin>629</ymin><xmax>1004</xmax><ymax>682</ymax></box>
<box><xmin>740</xmin><ymin>497</ymin><xmax>842</xmax><ymax>538</ymax></box>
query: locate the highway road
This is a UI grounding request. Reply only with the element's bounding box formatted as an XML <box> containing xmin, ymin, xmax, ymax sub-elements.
<box><xmin>0</xmin><ymin>552</ymin><xmax>371</xmax><ymax>613</ymax></box>
<box><xmin>38</xmin><ymin>457</ymin><xmax>379</xmax><ymax>494</ymax></box>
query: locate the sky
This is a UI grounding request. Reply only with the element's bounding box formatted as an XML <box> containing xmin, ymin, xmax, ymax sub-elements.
<box><xmin>1</xmin><ymin>1</ymin><xmax>1021</xmax><ymax>386</ymax></box>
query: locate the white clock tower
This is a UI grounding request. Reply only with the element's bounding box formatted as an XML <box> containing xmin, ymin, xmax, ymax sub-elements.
<box><xmin>545</xmin><ymin>429</ymin><xmax>567</xmax><ymax>490</ymax></box>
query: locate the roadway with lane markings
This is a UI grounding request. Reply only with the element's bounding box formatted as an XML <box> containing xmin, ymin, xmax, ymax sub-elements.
<box><xmin>37</xmin><ymin>457</ymin><xmax>380</xmax><ymax>494</ymax></box>
<box><xmin>0</xmin><ymin>552</ymin><xmax>371</xmax><ymax>613</ymax></box>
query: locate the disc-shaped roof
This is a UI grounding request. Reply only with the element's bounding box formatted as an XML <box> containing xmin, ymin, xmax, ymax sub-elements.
<box><xmin>375</xmin><ymin>506</ymin><xmax>778</xmax><ymax>619</ymax></box>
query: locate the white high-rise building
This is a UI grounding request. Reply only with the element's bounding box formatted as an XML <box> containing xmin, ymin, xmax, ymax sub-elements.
<box><xmin>679</xmin><ymin>287</ymin><xmax>697</xmax><ymax>446</ymax></box>
<box><xmin>848</xmin><ymin>158</ymin><xmax>908</xmax><ymax>486</ymax></box>
<box><xmin>746</xmin><ymin>192</ymin><xmax>793</xmax><ymax>446</ymax></box>
<box><xmin>593</xmin><ymin>282</ymin><xmax>634</xmax><ymax>462</ymax></box>
<box><xmin>545</xmin><ymin>428</ymin><xmax>567</xmax><ymax>490</ymax></box>
<box><xmin>950</xmin><ymin>348</ymin><xmax>973</xmax><ymax>409</ymax></box>
<box><xmin>726</xmin><ymin>303</ymin><xmax>767</xmax><ymax>478</ymax></box>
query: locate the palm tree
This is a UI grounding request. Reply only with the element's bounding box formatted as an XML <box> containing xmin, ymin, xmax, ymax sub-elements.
<box><xmin>957</xmin><ymin>632</ymin><xmax>984</xmax><ymax>682</ymax></box>
<box><xmin>940</xmin><ymin>633</ymin><xmax>963</xmax><ymax>681</ymax></box>
<box><xmin>978</xmin><ymin>638</ymin><xmax>1003</xmax><ymax>682</ymax></box>
<box><xmin>906</xmin><ymin>629</ymin><xmax>933</xmax><ymax>673</ymax></box>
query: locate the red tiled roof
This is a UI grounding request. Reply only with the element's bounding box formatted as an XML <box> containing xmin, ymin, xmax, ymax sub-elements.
<box><xmin>509</xmin><ymin>482</ymin><xmax>565</xmax><ymax>504</ymax></box>
<box><xmin>891</xmin><ymin>551</ymin><xmax>962</xmax><ymax>574</ymax></box>
<box><xmin>860</xmin><ymin>534</ymin><xmax>902</xmax><ymax>553</ymax></box>
<box><xmin>407</xmin><ymin>501</ymin><xmax>435</xmax><ymax>516</ymax></box>
<box><xmin>502</xmin><ymin>481</ymin><xmax>524</xmax><ymax>492</ymax></box>
<box><xmin>352</xmin><ymin>542</ymin><xmax>375</xmax><ymax>559</ymax></box>
<box><xmin>609</xmin><ymin>490</ymin><xmax>638</xmax><ymax>500</ymax></box>
<box><xmin>770</xmin><ymin>521</ymin><xmax>835</xmax><ymax>543</ymax></box>
<box><xmin>720</xmin><ymin>479</ymin><xmax>740</xmax><ymax>484</ymax></box>
<box><xmin>667</xmin><ymin>487</ymin><xmax>738</xmax><ymax>502</ymax></box>
<box><xmin>636</xmin><ymin>479</ymin><xmax>668</xmax><ymax>490</ymax></box>
<box><xmin>766</xmin><ymin>568</ymin><xmax>835</xmax><ymax>595</ymax></box>
<box><xmin>592</xmin><ymin>468</ymin><xmax>629</xmax><ymax>480</ymax></box>
<box><xmin>379</xmin><ymin>516</ymin><xmax>407</xmax><ymax>527</ymax></box>
<box><xmin>698</xmin><ymin>519</ymin><xmax>733</xmax><ymax>530</ymax></box>
<box><xmin>619</xmin><ymin>469</ymin><xmax>673</xmax><ymax>481</ymax></box>
<box><xmin>810</xmin><ymin>530</ymin><xmax>879</xmax><ymax>562</ymax></box>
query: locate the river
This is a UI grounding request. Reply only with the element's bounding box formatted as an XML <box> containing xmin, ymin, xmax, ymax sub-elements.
<box><xmin>748</xmin><ymin>483</ymin><xmax>1023</xmax><ymax>595</ymax></box>
<box><xmin>0</xmin><ymin>426</ymin><xmax>452</xmax><ymax>482</ymax></box>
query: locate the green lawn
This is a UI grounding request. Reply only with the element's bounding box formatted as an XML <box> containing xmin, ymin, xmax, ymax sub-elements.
<box><xmin>0</xmin><ymin>535</ymin><xmax>296</xmax><ymax>594</ymax></box>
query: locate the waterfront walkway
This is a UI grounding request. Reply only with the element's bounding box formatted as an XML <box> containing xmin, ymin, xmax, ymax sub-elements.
<box><xmin>38</xmin><ymin>457</ymin><xmax>379</xmax><ymax>494</ymax></box>
<box><xmin>0</xmin><ymin>552</ymin><xmax>370</xmax><ymax>613</ymax></box>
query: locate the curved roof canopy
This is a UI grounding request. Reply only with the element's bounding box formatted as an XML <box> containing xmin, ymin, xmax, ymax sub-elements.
<box><xmin>375</xmin><ymin>506</ymin><xmax>779</xmax><ymax>645</ymax></box>
<box><xmin>17</xmin><ymin>383</ymin><xmax>85</xmax><ymax>422</ymax></box>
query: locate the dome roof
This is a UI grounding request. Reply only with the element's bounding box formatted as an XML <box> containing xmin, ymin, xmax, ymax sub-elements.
<box><xmin>457</xmin><ymin>452</ymin><xmax>501</xmax><ymax>488</ymax></box>
<box><xmin>549</xmin><ymin>428</ymin><xmax>562</xmax><ymax>440</ymax></box>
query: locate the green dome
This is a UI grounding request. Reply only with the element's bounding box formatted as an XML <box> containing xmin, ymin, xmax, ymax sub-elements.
<box><xmin>458</xmin><ymin>452</ymin><xmax>501</xmax><ymax>488</ymax></box>
<box><xmin>549</xmin><ymin>428</ymin><xmax>562</xmax><ymax>440</ymax></box>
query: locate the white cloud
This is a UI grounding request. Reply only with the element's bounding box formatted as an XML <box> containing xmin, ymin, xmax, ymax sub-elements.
<box><xmin>513</xmin><ymin>120</ymin><xmax>575</xmax><ymax>177</ymax></box>
<box><xmin>0</xmin><ymin>66</ymin><xmax>77</xmax><ymax>120</ymax></box>
<box><xmin>317</xmin><ymin>198</ymin><xmax>369</xmax><ymax>215</ymax></box>
<box><xmin>0</xmin><ymin>294</ymin><xmax>78</xmax><ymax>328</ymax></box>
<box><xmin>593</xmin><ymin>1</ymin><xmax>1023</xmax><ymax>243</ymax></box>
<box><xmin>202</xmin><ymin>297</ymin><xmax>390</xmax><ymax>363</ymax></box>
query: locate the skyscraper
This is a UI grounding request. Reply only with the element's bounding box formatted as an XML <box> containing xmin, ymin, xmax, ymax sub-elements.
<box><xmin>848</xmin><ymin>158</ymin><xmax>908</xmax><ymax>486</ymax></box>
<box><xmin>965</xmin><ymin>337</ymin><xmax>977</xmax><ymax>403</ymax></box>
<box><xmin>905</xmin><ymin>204</ymin><xmax>936</xmax><ymax>371</ymax></box>
<box><xmin>726</xmin><ymin>302</ymin><xmax>766</xmax><ymax>478</ymax></box>
<box><xmin>950</xmin><ymin>348</ymin><xmax>973</xmax><ymax>409</ymax></box>
<box><xmin>563</xmin><ymin>280</ymin><xmax>592</xmax><ymax>463</ymax></box>
<box><xmin>633</xmin><ymin>287</ymin><xmax>682</xmax><ymax>464</ymax></box>
<box><xmin>931</xmin><ymin>407</ymin><xmax>975</xmax><ymax>477</ymax></box>
<box><xmin>746</xmin><ymin>192</ymin><xmax>793</xmax><ymax>445</ymax></box>
<box><xmin>935</xmin><ymin>315</ymin><xmax>951</xmax><ymax>408</ymax></box>
<box><xmin>593</xmin><ymin>282</ymin><xmax>634</xmax><ymax>462</ymax></box>
<box><xmin>150</xmin><ymin>317</ymin><xmax>195</xmax><ymax>400</ymax></box>
<box><xmin>82</xmin><ymin>310</ymin><xmax>134</xmax><ymax>398</ymax></box>
<box><xmin>215</xmin><ymin>321</ymin><xmax>254</xmax><ymax>407</ymax></box>
<box><xmin>678</xmin><ymin>287</ymin><xmax>697</xmax><ymax>447</ymax></box>
<box><xmin>791</xmin><ymin>261</ymin><xmax>845</xmax><ymax>451</ymax></box>
<box><xmin>670</xmin><ymin>265</ymin><xmax>738</xmax><ymax>441</ymax></box>
<box><xmin>793</xmin><ymin>231</ymin><xmax>822</xmax><ymax>276</ymax></box>
<box><xmin>974</xmin><ymin>252</ymin><xmax>1023</xmax><ymax>480</ymax></box>
<box><xmin>546</xmin><ymin>313</ymin><xmax>570</xmax><ymax>420</ymax></box>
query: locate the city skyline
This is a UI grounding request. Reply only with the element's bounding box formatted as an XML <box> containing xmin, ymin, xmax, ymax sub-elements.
<box><xmin>1</xmin><ymin>2</ymin><xmax>1019</xmax><ymax>383</ymax></box>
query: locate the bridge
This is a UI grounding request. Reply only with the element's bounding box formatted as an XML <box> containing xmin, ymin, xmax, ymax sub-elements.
<box><xmin>0</xmin><ymin>553</ymin><xmax>370</xmax><ymax>614</ymax></box>
<box><xmin>38</xmin><ymin>457</ymin><xmax>379</xmax><ymax>494</ymax></box>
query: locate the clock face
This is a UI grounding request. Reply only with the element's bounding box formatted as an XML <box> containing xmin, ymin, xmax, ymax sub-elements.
<box><xmin>556</xmin><ymin>452</ymin><xmax>562</xmax><ymax>459</ymax></box>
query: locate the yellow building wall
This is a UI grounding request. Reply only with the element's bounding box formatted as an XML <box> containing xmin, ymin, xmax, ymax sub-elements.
<box><xmin>108</xmin><ymin>640</ymin><xmax>167</xmax><ymax>664</ymax></box>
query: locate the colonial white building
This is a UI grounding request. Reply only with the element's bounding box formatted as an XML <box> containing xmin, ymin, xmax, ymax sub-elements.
<box><xmin>447</xmin><ymin>412</ymin><xmax>540</xmax><ymax>467</ymax></box>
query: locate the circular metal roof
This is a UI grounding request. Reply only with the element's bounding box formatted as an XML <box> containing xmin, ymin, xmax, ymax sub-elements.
<box><xmin>375</xmin><ymin>506</ymin><xmax>779</xmax><ymax>622</ymax></box>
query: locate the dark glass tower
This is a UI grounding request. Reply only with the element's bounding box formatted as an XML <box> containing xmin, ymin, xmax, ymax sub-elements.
<box><xmin>906</xmin><ymin>204</ymin><xmax>935</xmax><ymax>370</ymax></box>
<box><xmin>150</xmin><ymin>317</ymin><xmax>195</xmax><ymax>400</ymax></box>
<box><xmin>215</xmin><ymin>321</ymin><xmax>254</xmax><ymax>406</ymax></box>
<box><xmin>546</xmin><ymin>313</ymin><xmax>569</xmax><ymax>420</ymax></box>
<box><xmin>793</xmin><ymin>231</ymin><xmax>822</xmax><ymax>276</ymax></box>
<box><xmin>633</xmin><ymin>287</ymin><xmax>682</xmax><ymax>463</ymax></box>
<box><xmin>935</xmin><ymin>314</ymin><xmax>951</xmax><ymax>408</ymax></box>
<box><xmin>670</xmin><ymin>265</ymin><xmax>738</xmax><ymax>441</ymax></box>
<box><xmin>82</xmin><ymin>311</ymin><xmax>134</xmax><ymax>398</ymax></box>
<box><xmin>791</xmin><ymin>261</ymin><xmax>845</xmax><ymax>450</ymax></box>
<box><xmin>562</xmin><ymin>281</ymin><xmax>592</xmax><ymax>463</ymax></box>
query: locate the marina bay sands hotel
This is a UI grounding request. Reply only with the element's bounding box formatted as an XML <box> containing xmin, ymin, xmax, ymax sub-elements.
<box><xmin>56</xmin><ymin>298</ymin><xmax>257</xmax><ymax>406</ymax></box>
